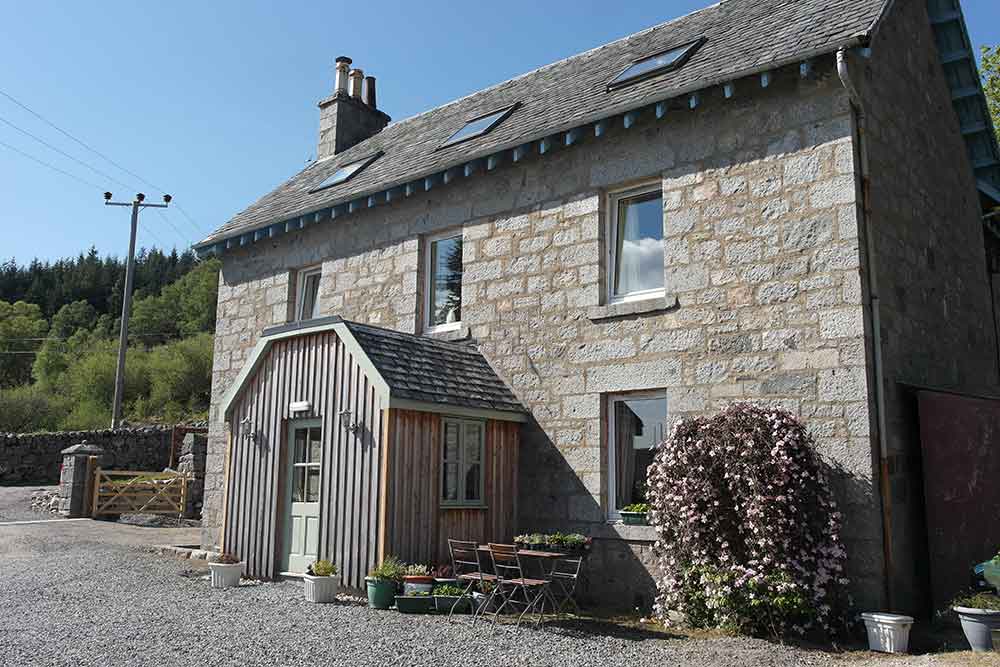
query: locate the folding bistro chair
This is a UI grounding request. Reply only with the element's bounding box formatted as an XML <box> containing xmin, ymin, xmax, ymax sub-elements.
<box><xmin>448</xmin><ymin>539</ymin><xmax>497</xmax><ymax>621</ymax></box>
<box><xmin>487</xmin><ymin>543</ymin><xmax>551</xmax><ymax>627</ymax></box>
<box><xmin>547</xmin><ymin>555</ymin><xmax>584</xmax><ymax>615</ymax></box>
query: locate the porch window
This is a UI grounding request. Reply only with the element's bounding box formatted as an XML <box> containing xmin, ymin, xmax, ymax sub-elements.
<box><xmin>607</xmin><ymin>392</ymin><xmax>667</xmax><ymax>519</ymax></box>
<box><xmin>425</xmin><ymin>232</ymin><xmax>463</xmax><ymax>332</ymax></box>
<box><xmin>295</xmin><ymin>266</ymin><xmax>322</xmax><ymax>321</ymax></box>
<box><xmin>608</xmin><ymin>184</ymin><xmax>665</xmax><ymax>303</ymax></box>
<box><xmin>441</xmin><ymin>418</ymin><xmax>485</xmax><ymax>507</ymax></box>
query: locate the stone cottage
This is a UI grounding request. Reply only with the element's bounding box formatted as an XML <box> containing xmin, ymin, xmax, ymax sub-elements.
<box><xmin>194</xmin><ymin>0</ymin><xmax>1000</xmax><ymax>613</ymax></box>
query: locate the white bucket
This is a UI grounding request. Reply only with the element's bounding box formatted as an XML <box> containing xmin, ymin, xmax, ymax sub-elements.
<box><xmin>860</xmin><ymin>612</ymin><xmax>914</xmax><ymax>654</ymax></box>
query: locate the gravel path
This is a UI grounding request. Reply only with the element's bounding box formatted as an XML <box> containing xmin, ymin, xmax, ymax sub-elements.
<box><xmin>0</xmin><ymin>484</ymin><xmax>57</xmax><ymax>522</ymax></box>
<box><xmin>0</xmin><ymin>519</ymin><xmax>988</xmax><ymax>667</ymax></box>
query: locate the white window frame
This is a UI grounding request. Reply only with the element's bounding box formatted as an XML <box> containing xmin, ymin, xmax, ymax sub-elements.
<box><xmin>440</xmin><ymin>417</ymin><xmax>486</xmax><ymax>508</ymax></box>
<box><xmin>424</xmin><ymin>231</ymin><xmax>464</xmax><ymax>334</ymax></box>
<box><xmin>606</xmin><ymin>390</ymin><xmax>667</xmax><ymax>521</ymax></box>
<box><xmin>295</xmin><ymin>265</ymin><xmax>323</xmax><ymax>322</ymax></box>
<box><xmin>606</xmin><ymin>181</ymin><xmax>667</xmax><ymax>305</ymax></box>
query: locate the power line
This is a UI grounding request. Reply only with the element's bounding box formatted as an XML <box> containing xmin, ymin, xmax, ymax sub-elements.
<box><xmin>0</xmin><ymin>87</ymin><xmax>212</xmax><ymax>240</ymax></box>
<box><xmin>0</xmin><ymin>114</ymin><xmax>137</xmax><ymax>192</ymax></box>
<box><xmin>0</xmin><ymin>138</ymin><xmax>103</xmax><ymax>191</ymax></box>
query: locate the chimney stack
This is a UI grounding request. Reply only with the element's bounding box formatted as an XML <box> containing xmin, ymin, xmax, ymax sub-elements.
<box><xmin>317</xmin><ymin>57</ymin><xmax>391</xmax><ymax>160</ymax></box>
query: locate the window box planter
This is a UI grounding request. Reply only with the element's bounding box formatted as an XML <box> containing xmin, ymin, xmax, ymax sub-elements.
<box><xmin>860</xmin><ymin>612</ymin><xmax>913</xmax><ymax>653</ymax></box>
<box><xmin>303</xmin><ymin>574</ymin><xmax>340</xmax><ymax>603</ymax></box>
<box><xmin>209</xmin><ymin>561</ymin><xmax>243</xmax><ymax>589</ymax></box>
<box><xmin>434</xmin><ymin>594</ymin><xmax>473</xmax><ymax>614</ymax></box>
<box><xmin>366</xmin><ymin>577</ymin><xmax>397</xmax><ymax>610</ymax></box>
<box><xmin>395</xmin><ymin>594</ymin><xmax>433</xmax><ymax>614</ymax></box>
<box><xmin>619</xmin><ymin>511</ymin><xmax>649</xmax><ymax>526</ymax></box>
<box><xmin>954</xmin><ymin>606</ymin><xmax>1000</xmax><ymax>652</ymax></box>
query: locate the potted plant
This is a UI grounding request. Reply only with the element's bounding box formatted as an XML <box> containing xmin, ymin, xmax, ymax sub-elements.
<box><xmin>859</xmin><ymin>612</ymin><xmax>914</xmax><ymax>653</ymax></box>
<box><xmin>208</xmin><ymin>552</ymin><xmax>243</xmax><ymax>589</ymax></box>
<box><xmin>515</xmin><ymin>533</ymin><xmax>548</xmax><ymax>550</ymax></box>
<box><xmin>472</xmin><ymin>580</ymin><xmax>497</xmax><ymax>614</ymax></box>
<box><xmin>366</xmin><ymin>556</ymin><xmax>405</xmax><ymax>610</ymax></box>
<box><xmin>303</xmin><ymin>559</ymin><xmax>339</xmax><ymax>603</ymax></box>
<box><xmin>431</xmin><ymin>563</ymin><xmax>456</xmax><ymax>588</ymax></box>
<box><xmin>433</xmin><ymin>583</ymin><xmax>472</xmax><ymax>614</ymax></box>
<box><xmin>620</xmin><ymin>503</ymin><xmax>650</xmax><ymax>526</ymax></box>
<box><xmin>402</xmin><ymin>563</ymin><xmax>434</xmax><ymax>595</ymax></box>
<box><xmin>953</xmin><ymin>591</ymin><xmax>1000</xmax><ymax>652</ymax></box>
<box><xmin>395</xmin><ymin>590</ymin><xmax>434</xmax><ymax>614</ymax></box>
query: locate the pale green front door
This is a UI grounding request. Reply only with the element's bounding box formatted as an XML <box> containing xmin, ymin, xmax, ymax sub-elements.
<box><xmin>282</xmin><ymin>420</ymin><xmax>322</xmax><ymax>573</ymax></box>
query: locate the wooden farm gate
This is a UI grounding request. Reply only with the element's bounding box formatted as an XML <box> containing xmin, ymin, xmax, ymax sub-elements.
<box><xmin>91</xmin><ymin>469</ymin><xmax>189</xmax><ymax>517</ymax></box>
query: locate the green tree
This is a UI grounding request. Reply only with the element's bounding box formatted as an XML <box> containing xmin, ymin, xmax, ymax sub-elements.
<box><xmin>0</xmin><ymin>300</ymin><xmax>48</xmax><ymax>388</ymax></box>
<box><xmin>984</xmin><ymin>45</ymin><xmax>1000</xmax><ymax>146</ymax></box>
<box><xmin>0</xmin><ymin>385</ymin><xmax>71</xmax><ymax>433</ymax></box>
<box><xmin>49</xmin><ymin>300</ymin><xmax>97</xmax><ymax>338</ymax></box>
<box><xmin>130</xmin><ymin>258</ymin><xmax>220</xmax><ymax>342</ymax></box>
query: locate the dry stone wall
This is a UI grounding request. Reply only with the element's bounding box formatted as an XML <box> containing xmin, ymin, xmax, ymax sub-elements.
<box><xmin>0</xmin><ymin>427</ymin><xmax>173</xmax><ymax>484</ymax></box>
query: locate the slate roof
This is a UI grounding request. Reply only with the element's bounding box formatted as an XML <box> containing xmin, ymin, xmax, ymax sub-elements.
<box><xmin>342</xmin><ymin>320</ymin><xmax>525</xmax><ymax>414</ymax></box>
<box><xmin>198</xmin><ymin>0</ymin><xmax>887</xmax><ymax>249</ymax></box>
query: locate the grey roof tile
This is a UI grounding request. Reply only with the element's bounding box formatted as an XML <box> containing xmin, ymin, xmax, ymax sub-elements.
<box><xmin>200</xmin><ymin>0</ymin><xmax>886</xmax><ymax>247</ymax></box>
<box><xmin>343</xmin><ymin>320</ymin><xmax>526</xmax><ymax>414</ymax></box>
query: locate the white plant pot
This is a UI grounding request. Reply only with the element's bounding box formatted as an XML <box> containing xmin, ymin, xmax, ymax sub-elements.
<box><xmin>304</xmin><ymin>574</ymin><xmax>340</xmax><ymax>603</ymax></box>
<box><xmin>860</xmin><ymin>612</ymin><xmax>914</xmax><ymax>654</ymax></box>
<box><xmin>209</xmin><ymin>562</ymin><xmax>243</xmax><ymax>589</ymax></box>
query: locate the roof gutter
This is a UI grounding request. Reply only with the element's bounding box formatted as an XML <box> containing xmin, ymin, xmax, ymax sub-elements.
<box><xmin>196</xmin><ymin>38</ymin><xmax>872</xmax><ymax>254</ymax></box>
<box><xmin>837</xmin><ymin>46</ymin><xmax>894</xmax><ymax>611</ymax></box>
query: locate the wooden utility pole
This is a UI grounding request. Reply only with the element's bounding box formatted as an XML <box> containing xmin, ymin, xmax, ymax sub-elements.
<box><xmin>104</xmin><ymin>192</ymin><xmax>170</xmax><ymax>428</ymax></box>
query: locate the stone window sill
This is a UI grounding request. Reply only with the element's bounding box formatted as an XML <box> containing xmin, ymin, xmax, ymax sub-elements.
<box><xmin>587</xmin><ymin>294</ymin><xmax>679</xmax><ymax>322</ymax></box>
<box><xmin>423</xmin><ymin>325</ymin><xmax>471</xmax><ymax>342</ymax></box>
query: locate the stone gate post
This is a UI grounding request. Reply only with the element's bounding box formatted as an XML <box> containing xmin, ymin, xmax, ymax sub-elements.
<box><xmin>58</xmin><ymin>441</ymin><xmax>105</xmax><ymax>518</ymax></box>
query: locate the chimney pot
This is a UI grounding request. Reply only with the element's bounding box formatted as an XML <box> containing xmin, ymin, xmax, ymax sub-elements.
<box><xmin>363</xmin><ymin>76</ymin><xmax>377</xmax><ymax>109</ymax></box>
<box><xmin>334</xmin><ymin>57</ymin><xmax>351</xmax><ymax>96</ymax></box>
<box><xmin>348</xmin><ymin>69</ymin><xmax>364</xmax><ymax>99</ymax></box>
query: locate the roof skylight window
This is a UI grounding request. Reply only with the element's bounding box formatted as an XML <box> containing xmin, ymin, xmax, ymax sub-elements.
<box><xmin>441</xmin><ymin>104</ymin><xmax>519</xmax><ymax>148</ymax></box>
<box><xmin>310</xmin><ymin>152</ymin><xmax>381</xmax><ymax>193</ymax></box>
<box><xmin>607</xmin><ymin>38</ymin><xmax>705</xmax><ymax>90</ymax></box>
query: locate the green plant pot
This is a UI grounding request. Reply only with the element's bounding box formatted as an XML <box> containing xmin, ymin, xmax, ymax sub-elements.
<box><xmin>395</xmin><ymin>595</ymin><xmax>433</xmax><ymax>613</ymax></box>
<box><xmin>620</xmin><ymin>511</ymin><xmax>648</xmax><ymax>526</ymax></box>
<box><xmin>366</xmin><ymin>577</ymin><xmax>397</xmax><ymax>610</ymax></box>
<box><xmin>434</xmin><ymin>595</ymin><xmax>472</xmax><ymax>614</ymax></box>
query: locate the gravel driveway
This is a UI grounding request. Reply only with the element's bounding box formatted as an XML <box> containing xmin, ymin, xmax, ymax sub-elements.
<box><xmin>0</xmin><ymin>517</ymin><xmax>986</xmax><ymax>667</ymax></box>
<box><xmin>0</xmin><ymin>484</ymin><xmax>57</xmax><ymax>522</ymax></box>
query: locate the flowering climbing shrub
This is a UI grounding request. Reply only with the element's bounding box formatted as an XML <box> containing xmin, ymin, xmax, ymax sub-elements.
<box><xmin>647</xmin><ymin>403</ymin><xmax>849</xmax><ymax>637</ymax></box>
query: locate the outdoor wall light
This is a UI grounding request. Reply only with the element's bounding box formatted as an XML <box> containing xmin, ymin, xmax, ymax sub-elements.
<box><xmin>339</xmin><ymin>409</ymin><xmax>360</xmax><ymax>434</ymax></box>
<box><xmin>240</xmin><ymin>416</ymin><xmax>258</xmax><ymax>445</ymax></box>
<box><xmin>289</xmin><ymin>400</ymin><xmax>311</xmax><ymax>414</ymax></box>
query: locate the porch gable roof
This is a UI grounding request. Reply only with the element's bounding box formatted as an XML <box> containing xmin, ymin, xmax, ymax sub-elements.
<box><xmin>221</xmin><ymin>317</ymin><xmax>527</xmax><ymax>422</ymax></box>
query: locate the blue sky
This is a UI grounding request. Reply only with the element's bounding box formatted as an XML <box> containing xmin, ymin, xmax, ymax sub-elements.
<box><xmin>1</xmin><ymin>0</ymin><xmax>998</xmax><ymax>263</ymax></box>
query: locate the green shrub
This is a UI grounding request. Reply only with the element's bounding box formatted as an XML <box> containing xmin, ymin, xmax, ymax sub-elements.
<box><xmin>0</xmin><ymin>385</ymin><xmax>71</xmax><ymax>433</ymax></box>
<box><xmin>432</xmin><ymin>584</ymin><xmax>465</xmax><ymax>596</ymax></box>
<box><xmin>308</xmin><ymin>560</ymin><xmax>337</xmax><ymax>577</ymax></box>
<box><xmin>369</xmin><ymin>556</ymin><xmax>406</xmax><ymax>581</ymax></box>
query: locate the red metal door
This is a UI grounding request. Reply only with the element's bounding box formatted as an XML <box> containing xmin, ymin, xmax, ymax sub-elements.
<box><xmin>918</xmin><ymin>390</ymin><xmax>1000</xmax><ymax>610</ymax></box>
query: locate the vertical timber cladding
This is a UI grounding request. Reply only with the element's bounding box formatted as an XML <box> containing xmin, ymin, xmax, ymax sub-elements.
<box><xmin>224</xmin><ymin>331</ymin><xmax>385</xmax><ymax>588</ymax></box>
<box><xmin>382</xmin><ymin>409</ymin><xmax>519</xmax><ymax>566</ymax></box>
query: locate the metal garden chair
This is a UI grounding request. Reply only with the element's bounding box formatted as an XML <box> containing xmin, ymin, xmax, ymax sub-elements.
<box><xmin>487</xmin><ymin>542</ymin><xmax>551</xmax><ymax>627</ymax></box>
<box><xmin>448</xmin><ymin>538</ymin><xmax>496</xmax><ymax>621</ymax></box>
<box><xmin>546</xmin><ymin>555</ymin><xmax>584</xmax><ymax>615</ymax></box>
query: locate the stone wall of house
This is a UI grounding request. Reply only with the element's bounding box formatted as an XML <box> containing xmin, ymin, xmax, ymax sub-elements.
<box><xmin>202</xmin><ymin>61</ymin><xmax>886</xmax><ymax>609</ymax></box>
<box><xmin>857</xmin><ymin>0</ymin><xmax>1000</xmax><ymax>614</ymax></box>
<box><xmin>0</xmin><ymin>427</ymin><xmax>174</xmax><ymax>485</ymax></box>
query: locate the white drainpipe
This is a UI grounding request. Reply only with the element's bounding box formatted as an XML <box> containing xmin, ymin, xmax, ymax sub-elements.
<box><xmin>837</xmin><ymin>47</ymin><xmax>893</xmax><ymax>609</ymax></box>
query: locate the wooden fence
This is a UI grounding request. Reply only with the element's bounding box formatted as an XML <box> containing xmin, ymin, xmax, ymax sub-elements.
<box><xmin>91</xmin><ymin>469</ymin><xmax>189</xmax><ymax>517</ymax></box>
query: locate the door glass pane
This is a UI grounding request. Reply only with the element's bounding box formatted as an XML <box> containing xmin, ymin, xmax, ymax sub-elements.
<box><xmin>306</xmin><ymin>467</ymin><xmax>320</xmax><ymax>502</ymax></box>
<box><xmin>614</xmin><ymin>191</ymin><xmax>664</xmax><ymax>296</ymax></box>
<box><xmin>442</xmin><ymin>462</ymin><xmax>459</xmax><ymax>501</ymax></box>
<box><xmin>292</xmin><ymin>467</ymin><xmax>306</xmax><ymax>503</ymax></box>
<box><xmin>613</xmin><ymin>396</ymin><xmax>667</xmax><ymax>511</ymax></box>
<box><xmin>294</xmin><ymin>430</ymin><xmax>307</xmax><ymax>463</ymax></box>
<box><xmin>308</xmin><ymin>427</ymin><xmax>322</xmax><ymax>463</ymax></box>
<box><xmin>464</xmin><ymin>463</ymin><xmax>481</xmax><ymax>502</ymax></box>
<box><xmin>429</xmin><ymin>236</ymin><xmax>463</xmax><ymax>326</ymax></box>
<box><xmin>443</xmin><ymin>422</ymin><xmax>460</xmax><ymax>461</ymax></box>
